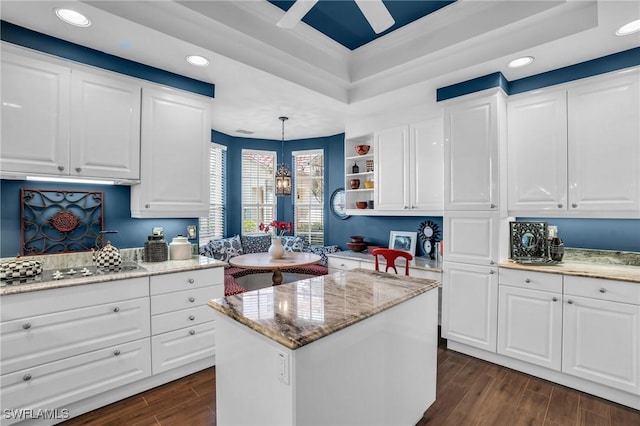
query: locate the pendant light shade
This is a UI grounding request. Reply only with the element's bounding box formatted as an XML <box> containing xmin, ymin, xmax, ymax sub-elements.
<box><xmin>276</xmin><ymin>116</ymin><xmax>292</xmax><ymax>197</ymax></box>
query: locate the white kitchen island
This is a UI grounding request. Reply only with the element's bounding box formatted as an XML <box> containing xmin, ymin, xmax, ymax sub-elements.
<box><xmin>208</xmin><ymin>268</ymin><xmax>440</xmax><ymax>426</ymax></box>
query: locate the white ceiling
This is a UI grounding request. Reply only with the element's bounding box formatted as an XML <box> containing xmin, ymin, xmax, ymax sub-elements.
<box><xmin>1</xmin><ymin>1</ymin><xmax>639</xmax><ymax>140</ymax></box>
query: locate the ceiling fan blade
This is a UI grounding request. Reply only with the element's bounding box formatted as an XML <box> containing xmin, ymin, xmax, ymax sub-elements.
<box><xmin>276</xmin><ymin>0</ymin><xmax>319</xmax><ymax>28</ymax></box>
<box><xmin>354</xmin><ymin>0</ymin><xmax>395</xmax><ymax>34</ymax></box>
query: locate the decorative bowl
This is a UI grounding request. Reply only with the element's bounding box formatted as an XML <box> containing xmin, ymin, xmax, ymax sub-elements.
<box><xmin>350</xmin><ymin>179</ymin><xmax>360</xmax><ymax>189</ymax></box>
<box><xmin>355</xmin><ymin>201</ymin><xmax>367</xmax><ymax>209</ymax></box>
<box><xmin>363</xmin><ymin>180</ymin><xmax>374</xmax><ymax>189</ymax></box>
<box><xmin>346</xmin><ymin>241</ymin><xmax>367</xmax><ymax>252</ymax></box>
<box><xmin>355</xmin><ymin>145</ymin><xmax>370</xmax><ymax>155</ymax></box>
<box><xmin>350</xmin><ymin>235</ymin><xmax>364</xmax><ymax>242</ymax></box>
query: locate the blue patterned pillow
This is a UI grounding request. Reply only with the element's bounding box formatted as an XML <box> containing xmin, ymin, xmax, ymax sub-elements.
<box><xmin>240</xmin><ymin>235</ymin><xmax>271</xmax><ymax>254</ymax></box>
<box><xmin>307</xmin><ymin>245</ymin><xmax>340</xmax><ymax>266</ymax></box>
<box><xmin>281</xmin><ymin>236</ymin><xmax>305</xmax><ymax>252</ymax></box>
<box><xmin>199</xmin><ymin>235</ymin><xmax>243</xmax><ymax>261</ymax></box>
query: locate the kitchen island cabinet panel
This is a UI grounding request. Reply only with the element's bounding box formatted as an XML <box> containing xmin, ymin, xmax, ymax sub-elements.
<box><xmin>151</xmin><ymin>321</ymin><xmax>216</xmax><ymax>375</ymax></box>
<box><xmin>131</xmin><ymin>86</ymin><xmax>211</xmax><ymax>218</ymax></box>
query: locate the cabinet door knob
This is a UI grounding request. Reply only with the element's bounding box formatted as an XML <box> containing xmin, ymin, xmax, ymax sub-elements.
<box><xmin>145</xmin><ymin>204</ymin><xmax>150</xmax><ymax>208</ymax></box>
<box><xmin>404</xmin><ymin>206</ymin><xmax>409</xmax><ymax>209</ymax></box>
<box><xmin>189</xmin><ymin>315</ymin><xmax>195</xmax><ymax>321</ymax></box>
<box><xmin>22</xmin><ymin>323</ymin><xmax>31</xmax><ymax>330</ymax></box>
<box><xmin>489</xmin><ymin>270</ymin><xmax>495</xmax><ymax>275</ymax></box>
<box><xmin>571</xmin><ymin>203</ymin><xmax>578</xmax><ymax>208</ymax></box>
<box><xmin>188</xmin><ymin>278</ymin><xmax>195</xmax><ymax>284</ymax></box>
<box><xmin>490</xmin><ymin>204</ymin><xmax>496</xmax><ymax>209</ymax></box>
<box><xmin>489</xmin><ymin>260</ymin><xmax>495</xmax><ymax>265</ymax></box>
<box><xmin>599</xmin><ymin>288</ymin><xmax>606</xmax><ymax>293</ymax></box>
<box><xmin>557</xmin><ymin>203</ymin><xmax>563</xmax><ymax>208</ymax></box>
<box><xmin>23</xmin><ymin>373</ymin><xmax>32</xmax><ymax>381</ymax></box>
<box><xmin>189</xmin><ymin>297</ymin><xmax>195</xmax><ymax>303</ymax></box>
<box><xmin>552</xmin><ymin>297</ymin><xmax>558</xmax><ymax>302</ymax></box>
<box><xmin>113</xmin><ymin>350</ymin><xmax>121</xmax><ymax>356</ymax></box>
<box><xmin>189</xmin><ymin>330</ymin><xmax>196</xmax><ymax>335</ymax></box>
<box><xmin>567</xmin><ymin>300</ymin><xmax>574</xmax><ymax>304</ymax></box>
<box><xmin>113</xmin><ymin>307</ymin><xmax>120</xmax><ymax>312</ymax></box>
<box><xmin>75</xmin><ymin>167</ymin><xmax>81</xmax><ymax>173</ymax></box>
<box><xmin>58</xmin><ymin>165</ymin><xmax>64</xmax><ymax>171</ymax></box>
<box><xmin>525</xmin><ymin>278</ymin><xmax>531</xmax><ymax>283</ymax></box>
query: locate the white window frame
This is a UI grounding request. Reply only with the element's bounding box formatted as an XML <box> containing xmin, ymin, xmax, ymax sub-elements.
<box><xmin>199</xmin><ymin>143</ymin><xmax>226</xmax><ymax>245</ymax></box>
<box><xmin>241</xmin><ymin>149</ymin><xmax>277</xmax><ymax>234</ymax></box>
<box><xmin>293</xmin><ymin>149</ymin><xmax>324</xmax><ymax>246</ymax></box>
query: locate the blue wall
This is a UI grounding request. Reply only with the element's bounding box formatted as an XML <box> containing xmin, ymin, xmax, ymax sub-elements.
<box><xmin>0</xmin><ymin>180</ymin><xmax>196</xmax><ymax>257</ymax></box>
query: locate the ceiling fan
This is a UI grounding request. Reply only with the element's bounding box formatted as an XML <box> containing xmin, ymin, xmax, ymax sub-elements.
<box><xmin>276</xmin><ymin>0</ymin><xmax>395</xmax><ymax>34</ymax></box>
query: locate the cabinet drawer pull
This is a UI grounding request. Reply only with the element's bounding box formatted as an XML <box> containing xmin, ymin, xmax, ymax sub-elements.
<box><xmin>557</xmin><ymin>203</ymin><xmax>563</xmax><ymax>208</ymax></box>
<box><xmin>490</xmin><ymin>203</ymin><xmax>496</xmax><ymax>209</ymax></box>
<box><xmin>525</xmin><ymin>278</ymin><xmax>531</xmax><ymax>283</ymax></box>
<box><xmin>113</xmin><ymin>307</ymin><xmax>120</xmax><ymax>312</ymax></box>
<box><xmin>57</xmin><ymin>165</ymin><xmax>64</xmax><ymax>171</ymax></box>
<box><xmin>552</xmin><ymin>297</ymin><xmax>558</xmax><ymax>302</ymax></box>
<box><xmin>489</xmin><ymin>270</ymin><xmax>495</xmax><ymax>275</ymax></box>
<box><xmin>22</xmin><ymin>323</ymin><xmax>32</xmax><ymax>330</ymax></box>
<box><xmin>340</xmin><ymin>264</ymin><xmax>346</xmax><ymax>267</ymax></box>
<box><xmin>189</xmin><ymin>297</ymin><xmax>195</xmax><ymax>303</ymax></box>
<box><xmin>571</xmin><ymin>203</ymin><xmax>578</xmax><ymax>208</ymax></box>
<box><xmin>113</xmin><ymin>350</ymin><xmax>121</xmax><ymax>356</ymax></box>
<box><xmin>75</xmin><ymin>167</ymin><xmax>81</xmax><ymax>173</ymax></box>
<box><xmin>489</xmin><ymin>260</ymin><xmax>495</xmax><ymax>265</ymax></box>
<box><xmin>145</xmin><ymin>204</ymin><xmax>150</xmax><ymax>208</ymax></box>
<box><xmin>23</xmin><ymin>373</ymin><xmax>32</xmax><ymax>381</ymax></box>
<box><xmin>189</xmin><ymin>330</ymin><xmax>196</xmax><ymax>335</ymax></box>
<box><xmin>599</xmin><ymin>288</ymin><xmax>607</xmax><ymax>293</ymax></box>
<box><xmin>567</xmin><ymin>300</ymin><xmax>574</xmax><ymax>304</ymax></box>
<box><xmin>188</xmin><ymin>278</ymin><xmax>195</xmax><ymax>284</ymax></box>
<box><xmin>189</xmin><ymin>315</ymin><xmax>195</xmax><ymax>321</ymax></box>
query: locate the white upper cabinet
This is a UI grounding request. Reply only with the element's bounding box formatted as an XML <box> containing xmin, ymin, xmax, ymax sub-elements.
<box><xmin>444</xmin><ymin>211</ymin><xmax>500</xmax><ymax>266</ymax></box>
<box><xmin>567</xmin><ymin>70</ymin><xmax>639</xmax><ymax>214</ymax></box>
<box><xmin>444</xmin><ymin>90</ymin><xmax>505</xmax><ymax>210</ymax></box>
<box><xmin>131</xmin><ymin>86</ymin><xmax>211</xmax><ymax>218</ymax></box>
<box><xmin>0</xmin><ymin>48</ymin><xmax>142</xmax><ymax>182</ymax></box>
<box><xmin>1</xmin><ymin>51</ymin><xmax>70</xmax><ymax>176</ymax></box>
<box><xmin>507</xmin><ymin>90</ymin><xmax>568</xmax><ymax>212</ymax></box>
<box><xmin>507</xmin><ymin>69</ymin><xmax>640</xmax><ymax>216</ymax></box>
<box><xmin>373</xmin><ymin>118</ymin><xmax>443</xmax><ymax>214</ymax></box>
<box><xmin>70</xmin><ymin>69</ymin><xmax>141</xmax><ymax>180</ymax></box>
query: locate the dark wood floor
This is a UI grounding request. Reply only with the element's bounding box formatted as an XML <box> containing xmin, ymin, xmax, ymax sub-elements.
<box><xmin>62</xmin><ymin>345</ymin><xmax>640</xmax><ymax>426</ymax></box>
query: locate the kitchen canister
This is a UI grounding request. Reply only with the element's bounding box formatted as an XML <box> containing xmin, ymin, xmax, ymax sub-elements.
<box><xmin>145</xmin><ymin>234</ymin><xmax>168</xmax><ymax>262</ymax></box>
<box><xmin>0</xmin><ymin>256</ymin><xmax>43</xmax><ymax>280</ymax></box>
<box><xmin>169</xmin><ymin>235</ymin><xmax>192</xmax><ymax>260</ymax></box>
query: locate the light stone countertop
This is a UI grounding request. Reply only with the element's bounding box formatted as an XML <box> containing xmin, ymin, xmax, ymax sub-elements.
<box><xmin>0</xmin><ymin>255</ymin><xmax>227</xmax><ymax>296</ymax></box>
<box><xmin>327</xmin><ymin>250</ymin><xmax>442</xmax><ymax>272</ymax></box>
<box><xmin>499</xmin><ymin>260</ymin><xmax>640</xmax><ymax>283</ymax></box>
<box><xmin>208</xmin><ymin>268</ymin><xmax>440</xmax><ymax>350</ymax></box>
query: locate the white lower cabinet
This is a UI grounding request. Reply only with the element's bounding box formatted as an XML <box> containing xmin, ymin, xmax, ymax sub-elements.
<box><xmin>442</xmin><ymin>262</ymin><xmax>497</xmax><ymax>352</ymax></box>
<box><xmin>150</xmin><ymin>269</ymin><xmax>224</xmax><ymax>375</ymax></box>
<box><xmin>1</xmin><ymin>339</ymin><xmax>150</xmax><ymax>422</ymax></box>
<box><xmin>562</xmin><ymin>276</ymin><xmax>640</xmax><ymax>394</ymax></box>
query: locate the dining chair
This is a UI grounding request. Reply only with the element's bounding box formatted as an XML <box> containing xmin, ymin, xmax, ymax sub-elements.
<box><xmin>371</xmin><ymin>248</ymin><xmax>413</xmax><ymax>276</ymax></box>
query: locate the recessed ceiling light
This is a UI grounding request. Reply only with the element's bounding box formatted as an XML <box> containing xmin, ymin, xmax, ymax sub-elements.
<box><xmin>186</xmin><ymin>55</ymin><xmax>210</xmax><ymax>67</ymax></box>
<box><xmin>54</xmin><ymin>8</ymin><xmax>91</xmax><ymax>27</ymax></box>
<box><xmin>616</xmin><ymin>19</ymin><xmax>640</xmax><ymax>36</ymax></box>
<box><xmin>508</xmin><ymin>56</ymin><xmax>535</xmax><ymax>68</ymax></box>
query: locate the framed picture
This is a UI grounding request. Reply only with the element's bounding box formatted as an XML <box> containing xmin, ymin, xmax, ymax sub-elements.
<box><xmin>509</xmin><ymin>221</ymin><xmax>549</xmax><ymax>263</ymax></box>
<box><xmin>389</xmin><ymin>231</ymin><xmax>417</xmax><ymax>258</ymax></box>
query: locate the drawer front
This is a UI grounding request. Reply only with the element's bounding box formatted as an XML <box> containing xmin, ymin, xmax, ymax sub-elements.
<box><xmin>151</xmin><ymin>285</ymin><xmax>221</xmax><ymax>315</ymax></box>
<box><xmin>327</xmin><ymin>258</ymin><xmax>360</xmax><ymax>271</ymax></box>
<box><xmin>0</xmin><ymin>338</ymin><xmax>151</xmax><ymax>422</ymax></box>
<box><xmin>151</xmin><ymin>321</ymin><xmax>216</xmax><ymax>374</ymax></box>
<box><xmin>152</xmin><ymin>305</ymin><xmax>216</xmax><ymax>335</ymax></box>
<box><xmin>1</xmin><ymin>277</ymin><xmax>149</xmax><ymax>321</ymax></box>
<box><xmin>1</xmin><ymin>297</ymin><xmax>150</xmax><ymax>374</ymax></box>
<box><xmin>150</xmin><ymin>268</ymin><xmax>224</xmax><ymax>295</ymax></box>
<box><xmin>499</xmin><ymin>268</ymin><xmax>563</xmax><ymax>293</ymax></box>
<box><xmin>564</xmin><ymin>275</ymin><xmax>640</xmax><ymax>305</ymax></box>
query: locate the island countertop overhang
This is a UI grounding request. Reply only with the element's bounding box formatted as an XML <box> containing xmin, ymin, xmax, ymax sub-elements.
<box><xmin>207</xmin><ymin>268</ymin><xmax>440</xmax><ymax>350</ymax></box>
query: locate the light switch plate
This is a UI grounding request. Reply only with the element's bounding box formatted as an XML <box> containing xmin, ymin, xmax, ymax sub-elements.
<box><xmin>187</xmin><ymin>225</ymin><xmax>197</xmax><ymax>239</ymax></box>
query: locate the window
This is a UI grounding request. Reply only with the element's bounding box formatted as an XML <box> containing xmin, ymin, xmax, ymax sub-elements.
<box><xmin>241</xmin><ymin>149</ymin><xmax>276</xmax><ymax>234</ymax></box>
<box><xmin>199</xmin><ymin>143</ymin><xmax>226</xmax><ymax>245</ymax></box>
<box><xmin>293</xmin><ymin>149</ymin><xmax>324</xmax><ymax>245</ymax></box>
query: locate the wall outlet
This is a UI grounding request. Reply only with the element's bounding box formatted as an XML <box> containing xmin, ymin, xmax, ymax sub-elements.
<box><xmin>277</xmin><ymin>351</ymin><xmax>289</xmax><ymax>385</ymax></box>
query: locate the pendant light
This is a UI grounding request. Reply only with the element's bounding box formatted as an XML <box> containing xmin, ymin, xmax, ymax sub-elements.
<box><xmin>275</xmin><ymin>116</ymin><xmax>292</xmax><ymax>197</ymax></box>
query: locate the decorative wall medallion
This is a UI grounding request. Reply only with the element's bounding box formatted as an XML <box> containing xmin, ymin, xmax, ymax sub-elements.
<box><xmin>21</xmin><ymin>189</ymin><xmax>104</xmax><ymax>255</ymax></box>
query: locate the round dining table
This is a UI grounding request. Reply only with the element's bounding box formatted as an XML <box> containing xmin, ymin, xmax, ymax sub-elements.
<box><xmin>228</xmin><ymin>252</ymin><xmax>322</xmax><ymax>285</ymax></box>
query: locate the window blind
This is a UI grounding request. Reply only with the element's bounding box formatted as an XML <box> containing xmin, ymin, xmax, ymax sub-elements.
<box><xmin>293</xmin><ymin>149</ymin><xmax>324</xmax><ymax>245</ymax></box>
<box><xmin>199</xmin><ymin>143</ymin><xmax>226</xmax><ymax>245</ymax></box>
<box><xmin>241</xmin><ymin>149</ymin><xmax>276</xmax><ymax>234</ymax></box>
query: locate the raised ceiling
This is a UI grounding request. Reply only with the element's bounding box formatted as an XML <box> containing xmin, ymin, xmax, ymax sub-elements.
<box><xmin>1</xmin><ymin>1</ymin><xmax>639</xmax><ymax>140</ymax></box>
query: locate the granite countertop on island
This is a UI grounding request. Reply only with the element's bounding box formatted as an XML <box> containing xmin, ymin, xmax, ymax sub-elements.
<box><xmin>207</xmin><ymin>268</ymin><xmax>440</xmax><ymax>350</ymax></box>
<box><xmin>0</xmin><ymin>253</ymin><xmax>227</xmax><ymax>296</ymax></box>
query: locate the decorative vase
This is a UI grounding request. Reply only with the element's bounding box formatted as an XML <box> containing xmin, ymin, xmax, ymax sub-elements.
<box><xmin>268</xmin><ymin>237</ymin><xmax>285</xmax><ymax>259</ymax></box>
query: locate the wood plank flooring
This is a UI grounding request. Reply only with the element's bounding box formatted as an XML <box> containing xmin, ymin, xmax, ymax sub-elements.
<box><xmin>62</xmin><ymin>344</ymin><xmax>640</xmax><ymax>426</ymax></box>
